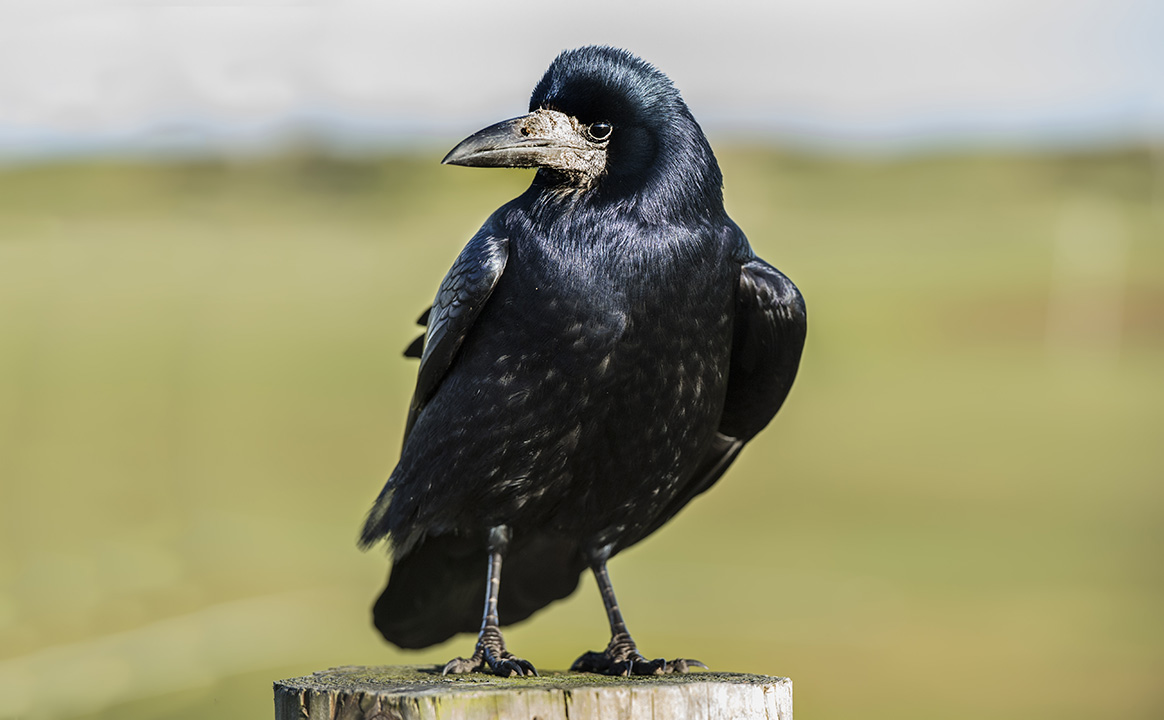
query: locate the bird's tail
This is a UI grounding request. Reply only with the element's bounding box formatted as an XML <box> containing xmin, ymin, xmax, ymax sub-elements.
<box><xmin>372</xmin><ymin>532</ymin><xmax>586</xmax><ymax>649</ymax></box>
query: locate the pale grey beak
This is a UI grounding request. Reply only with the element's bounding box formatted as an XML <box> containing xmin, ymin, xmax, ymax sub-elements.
<box><xmin>442</xmin><ymin>109</ymin><xmax>605</xmax><ymax>178</ymax></box>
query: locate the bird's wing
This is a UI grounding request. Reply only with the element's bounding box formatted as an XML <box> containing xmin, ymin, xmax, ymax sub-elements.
<box><xmin>403</xmin><ymin>232</ymin><xmax>509</xmax><ymax>440</ymax></box>
<box><xmin>718</xmin><ymin>253</ymin><xmax>807</xmax><ymax>441</ymax></box>
<box><xmin>402</xmin><ymin>308</ymin><xmax>431</xmax><ymax>358</ymax></box>
<box><xmin>636</xmin><ymin>248</ymin><xmax>806</xmax><ymax>542</ymax></box>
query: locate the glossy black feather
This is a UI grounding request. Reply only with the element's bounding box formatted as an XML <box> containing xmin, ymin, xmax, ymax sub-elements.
<box><xmin>404</xmin><ymin>234</ymin><xmax>508</xmax><ymax>441</ymax></box>
<box><xmin>362</xmin><ymin>46</ymin><xmax>806</xmax><ymax>650</ymax></box>
<box><xmin>402</xmin><ymin>308</ymin><xmax>432</xmax><ymax>358</ymax></box>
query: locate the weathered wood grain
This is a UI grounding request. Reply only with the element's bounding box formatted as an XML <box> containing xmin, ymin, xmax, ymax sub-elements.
<box><xmin>274</xmin><ymin>666</ymin><xmax>792</xmax><ymax>720</ymax></box>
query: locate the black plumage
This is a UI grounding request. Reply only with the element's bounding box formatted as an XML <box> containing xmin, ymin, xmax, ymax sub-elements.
<box><xmin>361</xmin><ymin>46</ymin><xmax>806</xmax><ymax>677</ymax></box>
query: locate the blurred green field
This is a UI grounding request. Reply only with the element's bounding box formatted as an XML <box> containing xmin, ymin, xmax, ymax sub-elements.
<box><xmin>0</xmin><ymin>146</ymin><xmax>1161</xmax><ymax>720</ymax></box>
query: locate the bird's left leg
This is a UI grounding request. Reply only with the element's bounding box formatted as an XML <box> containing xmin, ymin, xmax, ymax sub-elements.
<box><xmin>570</xmin><ymin>547</ymin><xmax>707</xmax><ymax>676</ymax></box>
<box><xmin>441</xmin><ymin>526</ymin><xmax>537</xmax><ymax>677</ymax></box>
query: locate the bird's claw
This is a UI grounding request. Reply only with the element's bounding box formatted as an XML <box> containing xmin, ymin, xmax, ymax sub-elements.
<box><xmin>441</xmin><ymin>656</ymin><xmax>481</xmax><ymax>676</ymax></box>
<box><xmin>441</xmin><ymin>653</ymin><xmax>538</xmax><ymax>678</ymax></box>
<box><xmin>492</xmin><ymin>655</ymin><xmax>538</xmax><ymax>677</ymax></box>
<box><xmin>667</xmin><ymin>658</ymin><xmax>709</xmax><ymax>673</ymax></box>
<box><xmin>571</xmin><ymin>652</ymin><xmax>704</xmax><ymax>676</ymax></box>
<box><xmin>440</xmin><ymin>625</ymin><xmax>537</xmax><ymax>677</ymax></box>
<box><xmin>570</xmin><ymin>633</ymin><xmax>705</xmax><ymax>676</ymax></box>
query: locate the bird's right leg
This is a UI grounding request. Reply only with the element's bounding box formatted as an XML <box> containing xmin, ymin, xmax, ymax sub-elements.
<box><xmin>441</xmin><ymin>526</ymin><xmax>537</xmax><ymax>677</ymax></box>
<box><xmin>571</xmin><ymin>547</ymin><xmax>706</xmax><ymax>676</ymax></box>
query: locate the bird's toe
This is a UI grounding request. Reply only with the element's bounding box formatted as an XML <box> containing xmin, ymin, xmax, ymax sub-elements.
<box><xmin>441</xmin><ymin>656</ymin><xmax>483</xmax><ymax>676</ymax></box>
<box><xmin>571</xmin><ymin>649</ymin><xmax>657</xmax><ymax>676</ymax></box>
<box><xmin>569</xmin><ymin>650</ymin><xmax>604</xmax><ymax>673</ymax></box>
<box><xmin>662</xmin><ymin>658</ymin><xmax>707</xmax><ymax>674</ymax></box>
<box><xmin>571</xmin><ymin>645</ymin><xmax>708</xmax><ymax>676</ymax></box>
<box><xmin>510</xmin><ymin>657</ymin><xmax>539</xmax><ymax>677</ymax></box>
<box><xmin>489</xmin><ymin>655</ymin><xmax>538</xmax><ymax>678</ymax></box>
<box><xmin>628</xmin><ymin>656</ymin><xmax>667</xmax><ymax>675</ymax></box>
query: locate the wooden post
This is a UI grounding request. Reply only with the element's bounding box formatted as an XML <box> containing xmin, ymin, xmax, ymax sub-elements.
<box><xmin>274</xmin><ymin>665</ymin><xmax>792</xmax><ymax>720</ymax></box>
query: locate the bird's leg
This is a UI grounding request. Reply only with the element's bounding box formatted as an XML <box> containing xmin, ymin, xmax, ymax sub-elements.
<box><xmin>570</xmin><ymin>552</ymin><xmax>707</xmax><ymax>676</ymax></box>
<box><xmin>441</xmin><ymin>526</ymin><xmax>537</xmax><ymax>677</ymax></box>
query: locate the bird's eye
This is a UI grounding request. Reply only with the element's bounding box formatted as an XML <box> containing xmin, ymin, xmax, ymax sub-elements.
<box><xmin>586</xmin><ymin>122</ymin><xmax>612</xmax><ymax>142</ymax></box>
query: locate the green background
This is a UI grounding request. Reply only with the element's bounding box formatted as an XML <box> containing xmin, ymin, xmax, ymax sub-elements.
<box><xmin>1</xmin><ymin>147</ymin><xmax>1161</xmax><ymax>719</ymax></box>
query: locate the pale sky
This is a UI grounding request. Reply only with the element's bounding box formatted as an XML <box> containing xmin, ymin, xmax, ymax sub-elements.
<box><xmin>0</xmin><ymin>0</ymin><xmax>1161</xmax><ymax>159</ymax></box>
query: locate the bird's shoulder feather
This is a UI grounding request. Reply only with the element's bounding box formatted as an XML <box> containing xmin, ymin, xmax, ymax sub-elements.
<box><xmin>404</xmin><ymin>231</ymin><xmax>509</xmax><ymax>440</ymax></box>
<box><xmin>720</xmin><ymin>241</ymin><xmax>807</xmax><ymax>441</ymax></box>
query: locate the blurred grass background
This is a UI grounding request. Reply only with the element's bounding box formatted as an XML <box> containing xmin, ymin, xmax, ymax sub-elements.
<box><xmin>0</xmin><ymin>146</ymin><xmax>1161</xmax><ymax>720</ymax></box>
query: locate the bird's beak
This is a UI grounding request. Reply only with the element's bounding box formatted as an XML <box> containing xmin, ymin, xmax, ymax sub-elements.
<box><xmin>442</xmin><ymin>109</ymin><xmax>605</xmax><ymax>176</ymax></box>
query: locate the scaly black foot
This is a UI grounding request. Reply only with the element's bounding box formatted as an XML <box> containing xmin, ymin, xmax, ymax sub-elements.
<box><xmin>441</xmin><ymin>625</ymin><xmax>537</xmax><ymax>678</ymax></box>
<box><xmin>570</xmin><ymin>631</ymin><xmax>707</xmax><ymax>676</ymax></box>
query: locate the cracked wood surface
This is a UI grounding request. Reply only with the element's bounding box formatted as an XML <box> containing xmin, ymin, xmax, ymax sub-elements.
<box><xmin>274</xmin><ymin>665</ymin><xmax>792</xmax><ymax>720</ymax></box>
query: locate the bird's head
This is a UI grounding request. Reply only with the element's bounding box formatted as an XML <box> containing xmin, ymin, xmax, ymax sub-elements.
<box><xmin>443</xmin><ymin>46</ymin><xmax>723</xmax><ymax>219</ymax></box>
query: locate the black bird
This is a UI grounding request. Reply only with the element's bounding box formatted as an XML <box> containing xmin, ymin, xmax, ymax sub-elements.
<box><xmin>361</xmin><ymin>46</ymin><xmax>806</xmax><ymax>677</ymax></box>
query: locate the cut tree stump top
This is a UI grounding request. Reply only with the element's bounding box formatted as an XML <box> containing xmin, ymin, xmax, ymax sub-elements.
<box><xmin>274</xmin><ymin>665</ymin><xmax>792</xmax><ymax>720</ymax></box>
